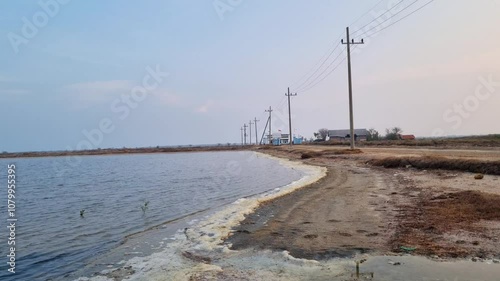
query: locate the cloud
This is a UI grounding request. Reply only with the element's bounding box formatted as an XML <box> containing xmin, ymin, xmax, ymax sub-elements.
<box><xmin>68</xmin><ymin>80</ymin><xmax>132</xmax><ymax>93</ymax></box>
<box><xmin>66</xmin><ymin>80</ymin><xmax>133</xmax><ymax>102</ymax></box>
<box><xmin>0</xmin><ymin>76</ymin><xmax>15</xmax><ymax>83</ymax></box>
<box><xmin>0</xmin><ymin>89</ymin><xmax>29</xmax><ymax>101</ymax></box>
<box><xmin>0</xmin><ymin>89</ymin><xmax>29</xmax><ymax>95</ymax></box>
<box><xmin>196</xmin><ymin>100</ymin><xmax>215</xmax><ymax>113</ymax></box>
<box><xmin>151</xmin><ymin>89</ymin><xmax>181</xmax><ymax>106</ymax></box>
<box><xmin>359</xmin><ymin>49</ymin><xmax>500</xmax><ymax>86</ymax></box>
<box><xmin>193</xmin><ymin>98</ymin><xmax>245</xmax><ymax>114</ymax></box>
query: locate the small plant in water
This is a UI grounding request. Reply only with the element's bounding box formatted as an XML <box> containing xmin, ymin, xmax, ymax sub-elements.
<box><xmin>141</xmin><ymin>201</ymin><xmax>150</xmax><ymax>213</ymax></box>
<box><xmin>80</xmin><ymin>209</ymin><xmax>85</xmax><ymax>217</ymax></box>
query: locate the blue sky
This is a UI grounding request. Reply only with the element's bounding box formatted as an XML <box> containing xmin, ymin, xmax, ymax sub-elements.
<box><xmin>1</xmin><ymin>0</ymin><xmax>499</xmax><ymax>152</ymax></box>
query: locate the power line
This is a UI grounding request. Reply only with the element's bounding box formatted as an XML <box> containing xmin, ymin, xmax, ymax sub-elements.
<box><xmin>275</xmin><ymin>96</ymin><xmax>289</xmax><ymax>115</ymax></box>
<box><xmin>294</xmin><ymin>0</ymin><xmax>432</xmax><ymax>94</ymax></box>
<box><xmin>298</xmin><ymin>44</ymin><xmax>361</xmax><ymax>94</ymax></box>
<box><xmin>291</xmin><ymin>39</ymin><xmax>342</xmax><ymax>92</ymax></box>
<box><xmin>299</xmin><ymin>56</ymin><xmax>346</xmax><ymax>93</ymax></box>
<box><xmin>362</xmin><ymin>0</ymin><xmax>435</xmax><ymax>38</ymax></box>
<box><xmin>290</xmin><ymin>1</ymin><xmax>394</xmax><ymax>92</ymax></box>
<box><xmin>348</xmin><ymin>0</ymin><xmax>386</xmax><ymax>26</ymax></box>
<box><xmin>295</xmin><ymin>46</ymin><xmax>346</xmax><ymax>93</ymax></box>
<box><xmin>244</xmin><ymin>0</ymin><xmax>433</xmax><ymax>145</ymax></box>
<box><xmin>290</xmin><ymin>38</ymin><xmax>341</xmax><ymax>90</ymax></box>
<box><xmin>299</xmin><ymin>0</ymin><xmax>433</xmax><ymax>94</ymax></box>
<box><xmin>354</xmin><ymin>0</ymin><xmax>425</xmax><ymax>38</ymax></box>
<box><xmin>351</xmin><ymin>0</ymin><xmax>406</xmax><ymax>36</ymax></box>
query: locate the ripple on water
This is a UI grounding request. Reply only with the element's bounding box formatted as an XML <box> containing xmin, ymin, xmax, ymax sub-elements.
<box><xmin>0</xmin><ymin>151</ymin><xmax>307</xmax><ymax>281</ymax></box>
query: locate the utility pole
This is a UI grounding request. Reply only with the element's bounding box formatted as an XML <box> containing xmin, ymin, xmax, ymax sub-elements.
<box><xmin>259</xmin><ymin>117</ymin><xmax>269</xmax><ymax>145</ymax></box>
<box><xmin>249</xmin><ymin>120</ymin><xmax>253</xmax><ymax>145</ymax></box>
<box><xmin>342</xmin><ymin>27</ymin><xmax>364</xmax><ymax>150</ymax></box>
<box><xmin>253</xmin><ymin>117</ymin><xmax>259</xmax><ymax>145</ymax></box>
<box><xmin>243</xmin><ymin>124</ymin><xmax>248</xmax><ymax>145</ymax></box>
<box><xmin>285</xmin><ymin>87</ymin><xmax>297</xmax><ymax>146</ymax></box>
<box><xmin>240</xmin><ymin>127</ymin><xmax>244</xmax><ymax>145</ymax></box>
<box><xmin>265</xmin><ymin>106</ymin><xmax>273</xmax><ymax>144</ymax></box>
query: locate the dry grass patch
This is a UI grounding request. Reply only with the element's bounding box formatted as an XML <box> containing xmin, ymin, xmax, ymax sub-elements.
<box><xmin>392</xmin><ymin>190</ymin><xmax>500</xmax><ymax>257</ymax></box>
<box><xmin>371</xmin><ymin>156</ymin><xmax>500</xmax><ymax>175</ymax></box>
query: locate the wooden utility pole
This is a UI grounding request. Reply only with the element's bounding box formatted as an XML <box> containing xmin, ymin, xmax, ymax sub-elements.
<box><xmin>265</xmin><ymin>106</ymin><xmax>273</xmax><ymax>144</ymax></box>
<box><xmin>253</xmin><ymin>117</ymin><xmax>259</xmax><ymax>145</ymax></box>
<box><xmin>249</xmin><ymin>120</ymin><xmax>253</xmax><ymax>145</ymax></box>
<box><xmin>259</xmin><ymin>116</ymin><xmax>270</xmax><ymax>145</ymax></box>
<box><xmin>342</xmin><ymin>27</ymin><xmax>364</xmax><ymax>149</ymax></box>
<box><xmin>240</xmin><ymin>127</ymin><xmax>243</xmax><ymax>145</ymax></box>
<box><xmin>243</xmin><ymin>124</ymin><xmax>248</xmax><ymax>145</ymax></box>
<box><xmin>285</xmin><ymin>87</ymin><xmax>297</xmax><ymax>146</ymax></box>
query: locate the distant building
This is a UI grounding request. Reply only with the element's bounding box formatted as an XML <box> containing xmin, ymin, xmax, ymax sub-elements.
<box><xmin>269</xmin><ymin>133</ymin><xmax>303</xmax><ymax>145</ymax></box>
<box><xmin>328</xmin><ymin>129</ymin><xmax>369</xmax><ymax>141</ymax></box>
<box><xmin>293</xmin><ymin>136</ymin><xmax>304</xmax><ymax>145</ymax></box>
<box><xmin>399</xmin><ymin>134</ymin><xmax>416</xmax><ymax>140</ymax></box>
<box><xmin>271</xmin><ymin>132</ymin><xmax>290</xmax><ymax>145</ymax></box>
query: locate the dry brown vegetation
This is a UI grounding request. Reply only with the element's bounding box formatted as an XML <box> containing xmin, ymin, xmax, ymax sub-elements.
<box><xmin>309</xmin><ymin>135</ymin><xmax>500</xmax><ymax>148</ymax></box>
<box><xmin>370</xmin><ymin>156</ymin><xmax>500</xmax><ymax>175</ymax></box>
<box><xmin>392</xmin><ymin>190</ymin><xmax>500</xmax><ymax>258</ymax></box>
<box><xmin>300</xmin><ymin>149</ymin><xmax>363</xmax><ymax>159</ymax></box>
<box><xmin>300</xmin><ymin>151</ymin><xmax>323</xmax><ymax>159</ymax></box>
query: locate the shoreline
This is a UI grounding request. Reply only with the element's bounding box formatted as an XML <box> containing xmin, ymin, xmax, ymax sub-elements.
<box><xmin>77</xmin><ymin>151</ymin><xmax>327</xmax><ymax>281</ymax></box>
<box><xmin>228</xmin><ymin>151</ymin><xmax>396</xmax><ymax>259</ymax></box>
<box><xmin>0</xmin><ymin>145</ymin><xmax>252</xmax><ymax>159</ymax></box>
<box><xmin>2</xmin><ymin>140</ymin><xmax>499</xmax><ymax>160</ymax></box>
<box><xmin>76</xmin><ymin>147</ymin><xmax>500</xmax><ymax>280</ymax></box>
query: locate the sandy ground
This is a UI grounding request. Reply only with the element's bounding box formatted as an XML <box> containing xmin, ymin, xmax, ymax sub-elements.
<box><xmin>228</xmin><ymin>145</ymin><xmax>500</xmax><ymax>260</ymax></box>
<box><xmin>229</xmin><ymin>158</ymin><xmax>398</xmax><ymax>259</ymax></box>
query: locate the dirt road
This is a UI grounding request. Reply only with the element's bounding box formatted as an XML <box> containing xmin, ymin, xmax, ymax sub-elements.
<box><xmin>228</xmin><ymin>146</ymin><xmax>500</xmax><ymax>260</ymax></box>
<box><xmin>229</xmin><ymin>158</ymin><xmax>399</xmax><ymax>259</ymax></box>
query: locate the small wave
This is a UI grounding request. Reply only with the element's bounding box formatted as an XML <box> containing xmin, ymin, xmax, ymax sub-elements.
<box><xmin>121</xmin><ymin>208</ymin><xmax>211</xmax><ymax>243</ymax></box>
<box><xmin>31</xmin><ymin>252</ymin><xmax>70</xmax><ymax>265</ymax></box>
<box><xmin>72</xmin><ymin>229</ymin><xmax>108</xmax><ymax>240</ymax></box>
<box><xmin>84</xmin><ymin>154</ymin><xmax>327</xmax><ymax>280</ymax></box>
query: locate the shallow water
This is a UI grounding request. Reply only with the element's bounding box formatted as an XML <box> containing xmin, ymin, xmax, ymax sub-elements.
<box><xmin>0</xmin><ymin>151</ymin><xmax>304</xmax><ymax>280</ymax></box>
<box><xmin>345</xmin><ymin>256</ymin><xmax>500</xmax><ymax>281</ymax></box>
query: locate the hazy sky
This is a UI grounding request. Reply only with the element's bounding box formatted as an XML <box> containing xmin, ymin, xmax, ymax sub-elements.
<box><xmin>1</xmin><ymin>0</ymin><xmax>499</xmax><ymax>152</ymax></box>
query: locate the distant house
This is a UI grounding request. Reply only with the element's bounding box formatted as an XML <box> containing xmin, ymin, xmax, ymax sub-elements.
<box><xmin>328</xmin><ymin>129</ymin><xmax>369</xmax><ymax>141</ymax></box>
<box><xmin>271</xmin><ymin>132</ymin><xmax>290</xmax><ymax>145</ymax></box>
<box><xmin>399</xmin><ymin>134</ymin><xmax>416</xmax><ymax>140</ymax></box>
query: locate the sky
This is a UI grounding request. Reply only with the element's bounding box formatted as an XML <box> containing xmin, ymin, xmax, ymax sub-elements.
<box><xmin>1</xmin><ymin>0</ymin><xmax>499</xmax><ymax>152</ymax></box>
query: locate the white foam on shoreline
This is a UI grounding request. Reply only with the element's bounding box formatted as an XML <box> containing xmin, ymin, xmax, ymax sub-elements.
<box><xmin>75</xmin><ymin>152</ymin><xmax>500</xmax><ymax>280</ymax></box>
<box><xmin>77</xmin><ymin>151</ymin><xmax>328</xmax><ymax>281</ymax></box>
